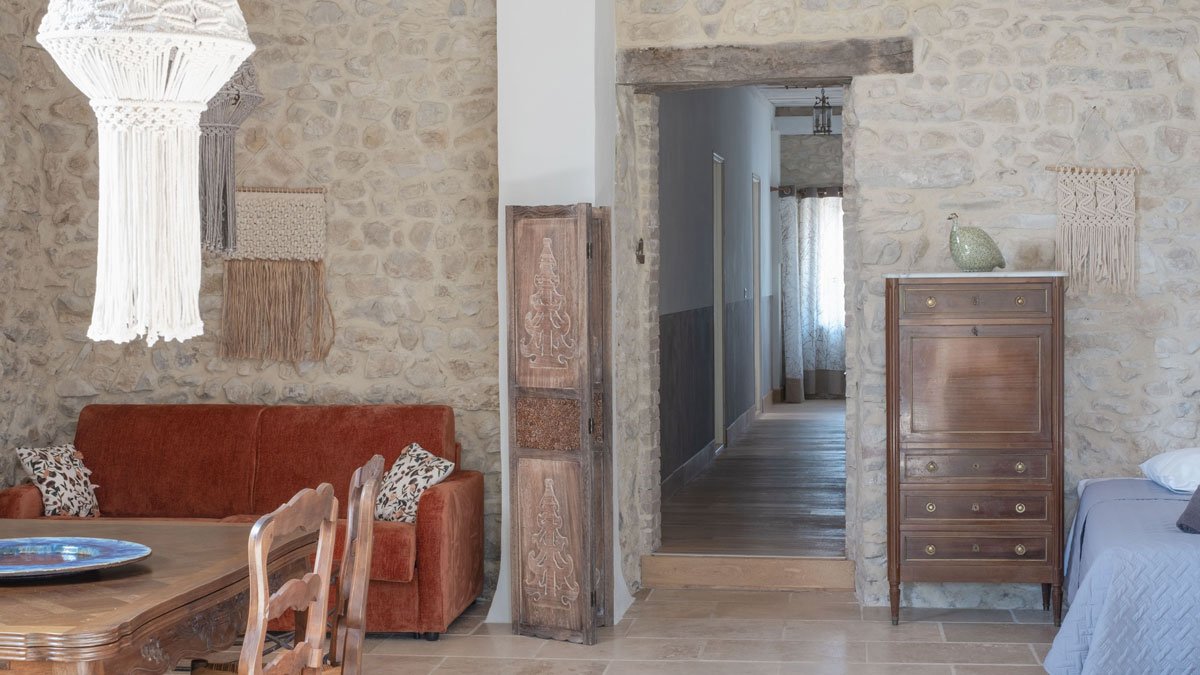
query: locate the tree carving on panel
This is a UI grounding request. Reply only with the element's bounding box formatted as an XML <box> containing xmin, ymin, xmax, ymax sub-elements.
<box><xmin>524</xmin><ymin>478</ymin><xmax>580</xmax><ymax>608</ymax></box>
<box><xmin>521</xmin><ymin>238</ymin><xmax>576</xmax><ymax>370</ymax></box>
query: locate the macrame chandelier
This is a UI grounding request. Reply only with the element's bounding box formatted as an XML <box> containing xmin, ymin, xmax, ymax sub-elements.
<box><xmin>38</xmin><ymin>1</ymin><xmax>255</xmax><ymax>345</ymax></box>
<box><xmin>201</xmin><ymin>59</ymin><xmax>262</xmax><ymax>254</ymax></box>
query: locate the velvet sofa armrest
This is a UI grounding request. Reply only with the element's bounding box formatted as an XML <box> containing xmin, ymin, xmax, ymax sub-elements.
<box><xmin>0</xmin><ymin>484</ymin><xmax>43</xmax><ymax>518</ymax></box>
<box><xmin>414</xmin><ymin>470</ymin><xmax>485</xmax><ymax>631</ymax></box>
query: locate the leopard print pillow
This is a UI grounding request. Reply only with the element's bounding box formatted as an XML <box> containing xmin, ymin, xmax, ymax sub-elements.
<box><xmin>15</xmin><ymin>443</ymin><xmax>100</xmax><ymax>517</ymax></box>
<box><xmin>375</xmin><ymin>443</ymin><xmax>455</xmax><ymax>523</ymax></box>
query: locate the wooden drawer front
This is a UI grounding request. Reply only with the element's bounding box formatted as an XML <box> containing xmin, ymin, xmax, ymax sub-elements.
<box><xmin>903</xmin><ymin>533</ymin><xmax>1048</xmax><ymax>563</ymax></box>
<box><xmin>903</xmin><ymin>493</ymin><xmax>1048</xmax><ymax>523</ymax></box>
<box><xmin>903</xmin><ymin>451</ymin><xmax>1049</xmax><ymax>482</ymax></box>
<box><xmin>900</xmin><ymin>285</ymin><xmax>1050</xmax><ymax>319</ymax></box>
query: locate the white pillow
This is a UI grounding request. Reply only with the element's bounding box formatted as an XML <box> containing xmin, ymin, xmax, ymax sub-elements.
<box><xmin>374</xmin><ymin>443</ymin><xmax>455</xmax><ymax>523</ymax></box>
<box><xmin>16</xmin><ymin>443</ymin><xmax>100</xmax><ymax>517</ymax></box>
<box><xmin>1140</xmin><ymin>448</ymin><xmax>1200</xmax><ymax>494</ymax></box>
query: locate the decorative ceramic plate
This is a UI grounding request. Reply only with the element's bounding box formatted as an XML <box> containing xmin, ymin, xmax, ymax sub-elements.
<box><xmin>0</xmin><ymin>537</ymin><xmax>151</xmax><ymax>580</ymax></box>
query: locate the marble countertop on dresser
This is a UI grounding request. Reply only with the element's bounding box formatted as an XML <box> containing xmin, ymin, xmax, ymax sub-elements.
<box><xmin>882</xmin><ymin>271</ymin><xmax>1067</xmax><ymax>279</ymax></box>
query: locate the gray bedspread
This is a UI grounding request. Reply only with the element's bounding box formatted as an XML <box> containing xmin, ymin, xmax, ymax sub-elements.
<box><xmin>1045</xmin><ymin>478</ymin><xmax>1200</xmax><ymax>674</ymax></box>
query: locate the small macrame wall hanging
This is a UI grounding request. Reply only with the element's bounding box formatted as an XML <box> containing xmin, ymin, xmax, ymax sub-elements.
<box><xmin>1048</xmin><ymin>107</ymin><xmax>1143</xmax><ymax>295</ymax></box>
<box><xmin>37</xmin><ymin>0</ymin><xmax>255</xmax><ymax>345</ymax></box>
<box><xmin>220</xmin><ymin>188</ymin><xmax>334</xmax><ymax>362</ymax></box>
<box><xmin>200</xmin><ymin>59</ymin><xmax>263</xmax><ymax>254</ymax></box>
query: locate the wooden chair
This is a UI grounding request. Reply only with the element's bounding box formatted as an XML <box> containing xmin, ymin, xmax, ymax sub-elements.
<box><xmin>193</xmin><ymin>483</ymin><xmax>338</xmax><ymax>675</ymax></box>
<box><xmin>326</xmin><ymin>454</ymin><xmax>385</xmax><ymax>675</ymax></box>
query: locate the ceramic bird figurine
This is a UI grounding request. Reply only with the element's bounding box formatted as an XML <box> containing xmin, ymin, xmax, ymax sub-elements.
<box><xmin>948</xmin><ymin>213</ymin><xmax>1006</xmax><ymax>272</ymax></box>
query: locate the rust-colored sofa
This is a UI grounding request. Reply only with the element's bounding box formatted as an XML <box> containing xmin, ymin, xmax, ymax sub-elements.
<box><xmin>0</xmin><ymin>404</ymin><xmax>484</xmax><ymax>636</ymax></box>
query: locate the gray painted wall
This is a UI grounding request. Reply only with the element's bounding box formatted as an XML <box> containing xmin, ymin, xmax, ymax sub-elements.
<box><xmin>657</xmin><ymin>86</ymin><xmax>775</xmax><ymax>483</ymax></box>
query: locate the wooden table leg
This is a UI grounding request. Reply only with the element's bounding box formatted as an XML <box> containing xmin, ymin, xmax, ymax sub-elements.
<box><xmin>889</xmin><ymin>582</ymin><xmax>901</xmax><ymax>625</ymax></box>
<box><xmin>1052</xmin><ymin>584</ymin><xmax>1063</xmax><ymax>627</ymax></box>
<box><xmin>1041</xmin><ymin>583</ymin><xmax>1051</xmax><ymax>611</ymax></box>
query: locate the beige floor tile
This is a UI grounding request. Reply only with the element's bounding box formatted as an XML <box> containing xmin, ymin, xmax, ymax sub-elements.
<box><xmin>867</xmin><ymin>641</ymin><xmax>1037</xmax><ymax>665</ymax></box>
<box><xmin>1032</xmin><ymin>643</ymin><xmax>1051</xmax><ymax>663</ymax></box>
<box><xmin>780</xmin><ymin>665</ymin><xmax>953</xmax><ymax>675</ymax></box>
<box><xmin>784</xmin><ymin>620</ymin><xmax>942</xmax><ymax>642</ymax></box>
<box><xmin>646</xmin><ymin>589</ymin><xmax>794</xmax><ymax>605</ymax></box>
<box><xmin>625</xmin><ymin>601</ymin><xmax>719</xmax><ymax>618</ymax></box>
<box><xmin>359</xmin><ymin>655</ymin><xmax>446</xmax><ymax>674</ymax></box>
<box><xmin>605</xmin><ymin>661</ymin><xmax>781</xmax><ymax>675</ymax></box>
<box><xmin>445</xmin><ymin>614</ymin><xmax>485</xmax><ymax>635</ymax></box>
<box><xmin>471</xmin><ymin>622</ymin><xmax>631</xmax><ymax>639</ymax></box>
<box><xmin>701</xmin><ymin>638</ymin><xmax>867</xmax><ymax>662</ymax></box>
<box><xmin>433</xmin><ymin>657</ymin><xmax>609</xmax><ymax>674</ymax></box>
<box><xmin>952</xmin><ymin>667</ymin><xmax>1048</xmax><ymax>675</ymax></box>
<box><xmin>623</xmin><ymin>617</ymin><xmax>787</xmax><ymax>640</ymax></box>
<box><xmin>536</xmin><ymin>636</ymin><xmax>705</xmax><ymax>661</ymax></box>
<box><xmin>1010</xmin><ymin>609</ymin><xmax>1055</xmax><ymax>624</ymax></box>
<box><xmin>788</xmin><ymin>590</ymin><xmax>861</xmax><ymax>604</ymax></box>
<box><xmin>942</xmin><ymin>622</ymin><xmax>1059</xmax><ymax>644</ymax></box>
<box><xmin>862</xmin><ymin>607</ymin><xmax>1015</xmax><ymax>623</ymax></box>
<box><xmin>714</xmin><ymin>601</ymin><xmax>863</xmax><ymax>620</ymax></box>
<box><xmin>368</xmin><ymin>634</ymin><xmax>545</xmax><ymax>658</ymax></box>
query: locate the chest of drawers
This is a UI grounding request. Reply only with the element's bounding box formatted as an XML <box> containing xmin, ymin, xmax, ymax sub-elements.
<box><xmin>885</xmin><ymin>274</ymin><xmax>1065</xmax><ymax>626</ymax></box>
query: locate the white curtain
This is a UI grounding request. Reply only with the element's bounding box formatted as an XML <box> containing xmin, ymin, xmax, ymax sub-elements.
<box><xmin>797</xmin><ymin>196</ymin><xmax>846</xmax><ymax>398</ymax></box>
<box><xmin>779</xmin><ymin>196</ymin><xmax>804</xmax><ymax>402</ymax></box>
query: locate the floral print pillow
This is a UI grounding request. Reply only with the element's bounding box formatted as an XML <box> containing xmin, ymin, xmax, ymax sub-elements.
<box><xmin>15</xmin><ymin>444</ymin><xmax>100</xmax><ymax>517</ymax></box>
<box><xmin>375</xmin><ymin>443</ymin><xmax>454</xmax><ymax>523</ymax></box>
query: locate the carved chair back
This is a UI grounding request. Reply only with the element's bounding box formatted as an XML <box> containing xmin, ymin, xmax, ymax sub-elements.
<box><xmin>240</xmin><ymin>483</ymin><xmax>338</xmax><ymax>675</ymax></box>
<box><xmin>327</xmin><ymin>455</ymin><xmax>385</xmax><ymax>675</ymax></box>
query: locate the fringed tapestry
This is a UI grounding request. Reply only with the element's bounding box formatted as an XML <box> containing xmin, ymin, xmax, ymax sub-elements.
<box><xmin>1053</xmin><ymin>167</ymin><xmax>1138</xmax><ymax>295</ymax></box>
<box><xmin>221</xmin><ymin>188</ymin><xmax>333</xmax><ymax>362</ymax></box>
<box><xmin>200</xmin><ymin>59</ymin><xmax>263</xmax><ymax>254</ymax></box>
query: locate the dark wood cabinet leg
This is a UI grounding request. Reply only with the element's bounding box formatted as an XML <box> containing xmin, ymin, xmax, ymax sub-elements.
<box><xmin>1041</xmin><ymin>583</ymin><xmax>1051</xmax><ymax>611</ymax></box>
<box><xmin>1052</xmin><ymin>584</ymin><xmax>1063</xmax><ymax>627</ymax></box>
<box><xmin>889</xmin><ymin>583</ymin><xmax>900</xmax><ymax>625</ymax></box>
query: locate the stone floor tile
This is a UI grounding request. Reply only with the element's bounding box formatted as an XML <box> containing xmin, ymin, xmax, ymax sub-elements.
<box><xmin>433</xmin><ymin>657</ymin><xmax>609</xmax><ymax>674</ymax></box>
<box><xmin>359</xmin><ymin>655</ymin><xmax>446</xmax><ymax>674</ymax></box>
<box><xmin>701</xmin><ymin>638</ymin><xmax>867</xmax><ymax>662</ymax></box>
<box><xmin>861</xmin><ymin>607</ymin><xmax>1016</xmax><ymax>623</ymax></box>
<box><xmin>952</xmin><ymin>667</ymin><xmax>1048</xmax><ymax>675</ymax></box>
<box><xmin>536</xmin><ymin>636</ymin><xmax>705</xmax><ymax>661</ymax></box>
<box><xmin>941</xmin><ymin>622</ymin><xmax>1059</xmax><ymax>644</ymax></box>
<box><xmin>1010</xmin><ymin>609</ymin><xmax>1056</xmax><ymax>624</ymax></box>
<box><xmin>780</xmin><ymin>665</ymin><xmax>953</xmax><ymax>675</ymax></box>
<box><xmin>645</xmin><ymin>589</ymin><xmax>794</xmax><ymax>605</ymax></box>
<box><xmin>866</xmin><ymin>641</ymin><xmax>1038</xmax><ymax>665</ymax></box>
<box><xmin>623</xmin><ymin>617</ymin><xmax>786</xmax><ymax>640</ymax></box>
<box><xmin>368</xmin><ymin>634</ymin><xmax>544</xmax><ymax>658</ymax></box>
<box><xmin>604</xmin><ymin>661</ymin><xmax>781</xmax><ymax>675</ymax></box>
<box><xmin>787</xmin><ymin>590</ymin><xmax>861</xmax><ymax>604</ymax></box>
<box><xmin>624</xmin><ymin>601</ymin><xmax>719</xmax><ymax>618</ymax></box>
<box><xmin>783</xmin><ymin>619</ymin><xmax>942</xmax><ymax>642</ymax></box>
<box><xmin>713</xmin><ymin>601</ymin><xmax>863</xmax><ymax>620</ymax></box>
<box><xmin>1032</xmin><ymin>643</ymin><xmax>1052</xmax><ymax>663</ymax></box>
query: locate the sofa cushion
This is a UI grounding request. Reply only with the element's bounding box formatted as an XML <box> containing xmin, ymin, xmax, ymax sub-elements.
<box><xmin>16</xmin><ymin>444</ymin><xmax>99</xmax><ymax>517</ymax></box>
<box><xmin>221</xmin><ymin>514</ymin><xmax>417</xmax><ymax>583</ymax></box>
<box><xmin>74</xmin><ymin>405</ymin><xmax>264</xmax><ymax>518</ymax></box>
<box><xmin>376</xmin><ymin>444</ymin><xmax>455</xmax><ymax>523</ymax></box>
<box><xmin>251</xmin><ymin>405</ymin><xmax>457</xmax><ymax>517</ymax></box>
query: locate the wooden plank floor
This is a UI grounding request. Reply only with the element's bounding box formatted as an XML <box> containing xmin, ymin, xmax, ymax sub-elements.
<box><xmin>659</xmin><ymin>400</ymin><xmax>847</xmax><ymax>557</ymax></box>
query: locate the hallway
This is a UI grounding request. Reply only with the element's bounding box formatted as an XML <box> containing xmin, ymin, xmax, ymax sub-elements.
<box><xmin>659</xmin><ymin>400</ymin><xmax>846</xmax><ymax>558</ymax></box>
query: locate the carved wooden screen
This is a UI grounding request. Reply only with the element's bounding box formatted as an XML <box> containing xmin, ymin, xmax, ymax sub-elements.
<box><xmin>507</xmin><ymin>204</ymin><xmax>612</xmax><ymax>645</ymax></box>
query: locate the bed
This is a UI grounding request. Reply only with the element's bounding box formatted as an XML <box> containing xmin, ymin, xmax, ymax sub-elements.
<box><xmin>1044</xmin><ymin>478</ymin><xmax>1200</xmax><ymax>674</ymax></box>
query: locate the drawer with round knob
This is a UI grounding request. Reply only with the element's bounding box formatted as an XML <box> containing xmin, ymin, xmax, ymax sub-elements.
<box><xmin>901</xmin><ymin>492</ymin><xmax>1049</xmax><ymax>523</ymax></box>
<box><xmin>899</xmin><ymin>285</ymin><xmax>1050</xmax><ymax>319</ymax></box>
<box><xmin>902</xmin><ymin>533</ymin><xmax>1048</xmax><ymax>563</ymax></box>
<box><xmin>901</xmin><ymin>451</ymin><xmax>1049</xmax><ymax>483</ymax></box>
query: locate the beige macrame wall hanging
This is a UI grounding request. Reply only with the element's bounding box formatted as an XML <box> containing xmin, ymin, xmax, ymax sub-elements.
<box><xmin>221</xmin><ymin>188</ymin><xmax>334</xmax><ymax>362</ymax></box>
<box><xmin>1048</xmin><ymin>107</ymin><xmax>1143</xmax><ymax>295</ymax></box>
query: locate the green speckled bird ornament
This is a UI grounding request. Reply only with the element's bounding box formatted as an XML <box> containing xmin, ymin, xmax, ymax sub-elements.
<box><xmin>948</xmin><ymin>213</ymin><xmax>1006</xmax><ymax>273</ymax></box>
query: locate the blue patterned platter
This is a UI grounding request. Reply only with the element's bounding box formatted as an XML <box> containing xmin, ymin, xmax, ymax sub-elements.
<box><xmin>0</xmin><ymin>537</ymin><xmax>151</xmax><ymax>580</ymax></box>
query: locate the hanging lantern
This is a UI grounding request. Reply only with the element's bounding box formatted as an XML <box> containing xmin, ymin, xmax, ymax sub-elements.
<box><xmin>38</xmin><ymin>1</ymin><xmax>256</xmax><ymax>345</ymax></box>
<box><xmin>201</xmin><ymin>59</ymin><xmax>263</xmax><ymax>254</ymax></box>
<box><xmin>813</xmin><ymin>88</ymin><xmax>833</xmax><ymax>135</ymax></box>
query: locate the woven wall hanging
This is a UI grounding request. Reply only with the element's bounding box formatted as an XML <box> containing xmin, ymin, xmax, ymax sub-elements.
<box><xmin>200</xmin><ymin>59</ymin><xmax>263</xmax><ymax>254</ymax></box>
<box><xmin>220</xmin><ymin>188</ymin><xmax>334</xmax><ymax>362</ymax></box>
<box><xmin>1047</xmin><ymin>107</ymin><xmax>1143</xmax><ymax>295</ymax></box>
<box><xmin>38</xmin><ymin>1</ymin><xmax>255</xmax><ymax>345</ymax></box>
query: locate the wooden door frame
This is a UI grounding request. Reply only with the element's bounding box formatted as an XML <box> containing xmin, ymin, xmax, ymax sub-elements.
<box><xmin>712</xmin><ymin>153</ymin><xmax>726</xmax><ymax>447</ymax></box>
<box><xmin>752</xmin><ymin>174</ymin><xmax>763</xmax><ymax>413</ymax></box>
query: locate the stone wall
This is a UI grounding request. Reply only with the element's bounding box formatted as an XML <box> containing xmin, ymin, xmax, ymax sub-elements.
<box><xmin>1</xmin><ymin>0</ymin><xmax>503</xmax><ymax>593</ymax></box>
<box><xmin>617</xmin><ymin>0</ymin><xmax>1200</xmax><ymax>608</ymax></box>
<box><xmin>780</xmin><ymin>134</ymin><xmax>843</xmax><ymax>188</ymax></box>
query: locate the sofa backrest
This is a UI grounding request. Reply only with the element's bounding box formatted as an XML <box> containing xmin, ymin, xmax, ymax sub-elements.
<box><xmin>251</xmin><ymin>405</ymin><xmax>458</xmax><ymax>516</ymax></box>
<box><xmin>74</xmin><ymin>404</ymin><xmax>265</xmax><ymax>518</ymax></box>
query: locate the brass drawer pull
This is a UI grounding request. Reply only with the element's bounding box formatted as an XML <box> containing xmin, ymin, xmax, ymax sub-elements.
<box><xmin>1015</xmin><ymin>503</ymin><xmax>1027</xmax><ymax>514</ymax></box>
<box><xmin>1015</xmin><ymin>295</ymin><xmax>1026</xmax><ymax>306</ymax></box>
<box><xmin>1014</xmin><ymin>544</ymin><xmax>1027</xmax><ymax>556</ymax></box>
<box><xmin>925</xmin><ymin>502</ymin><xmax>937</xmax><ymax>513</ymax></box>
<box><xmin>1015</xmin><ymin>461</ymin><xmax>1027</xmax><ymax>474</ymax></box>
<box><xmin>926</xmin><ymin>461</ymin><xmax>939</xmax><ymax>473</ymax></box>
<box><xmin>971</xmin><ymin>503</ymin><xmax>981</xmax><ymax>512</ymax></box>
<box><xmin>972</xmin><ymin>544</ymin><xmax>981</xmax><ymax>552</ymax></box>
<box><xmin>925</xmin><ymin>296</ymin><xmax>937</xmax><ymax>308</ymax></box>
<box><xmin>925</xmin><ymin>544</ymin><xmax>937</xmax><ymax>556</ymax></box>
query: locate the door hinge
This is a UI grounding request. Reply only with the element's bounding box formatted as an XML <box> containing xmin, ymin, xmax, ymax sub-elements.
<box><xmin>588</xmin><ymin>417</ymin><xmax>595</xmax><ymax>434</ymax></box>
<box><xmin>586</xmin><ymin>242</ymin><xmax>593</xmax><ymax>259</ymax></box>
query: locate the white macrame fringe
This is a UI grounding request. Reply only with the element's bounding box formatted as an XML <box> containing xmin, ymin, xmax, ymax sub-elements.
<box><xmin>1053</xmin><ymin>167</ymin><xmax>1138</xmax><ymax>296</ymax></box>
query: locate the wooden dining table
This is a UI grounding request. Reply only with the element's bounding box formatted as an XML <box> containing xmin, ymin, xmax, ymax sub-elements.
<box><xmin>0</xmin><ymin>519</ymin><xmax>316</xmax><ymax>674</ymax></box>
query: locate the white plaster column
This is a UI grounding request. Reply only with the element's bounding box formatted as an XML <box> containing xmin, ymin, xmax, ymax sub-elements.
<box><xmin>488</xmin><ymin>0</ymin><xmax>633</xmax><ymax>625</ymax></box>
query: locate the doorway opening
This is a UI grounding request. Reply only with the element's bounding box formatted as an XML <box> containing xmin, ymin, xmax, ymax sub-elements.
<box><xmin>655</xmin><ymin>84</ymin><xmax>848</xmax><ymax>559</ymax></box>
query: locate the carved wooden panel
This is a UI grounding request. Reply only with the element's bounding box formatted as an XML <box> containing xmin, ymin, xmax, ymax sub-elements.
<box><xmin>507</xmin><ymin>204</ymin><xmax>611</xmax><ymax>645</ymax></box>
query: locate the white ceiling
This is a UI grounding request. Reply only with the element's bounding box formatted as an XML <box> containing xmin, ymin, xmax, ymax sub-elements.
<box><xmin>758</xmin><ymin>85</ymin><xmax>844</xmax><ymax>108</ymax></box>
